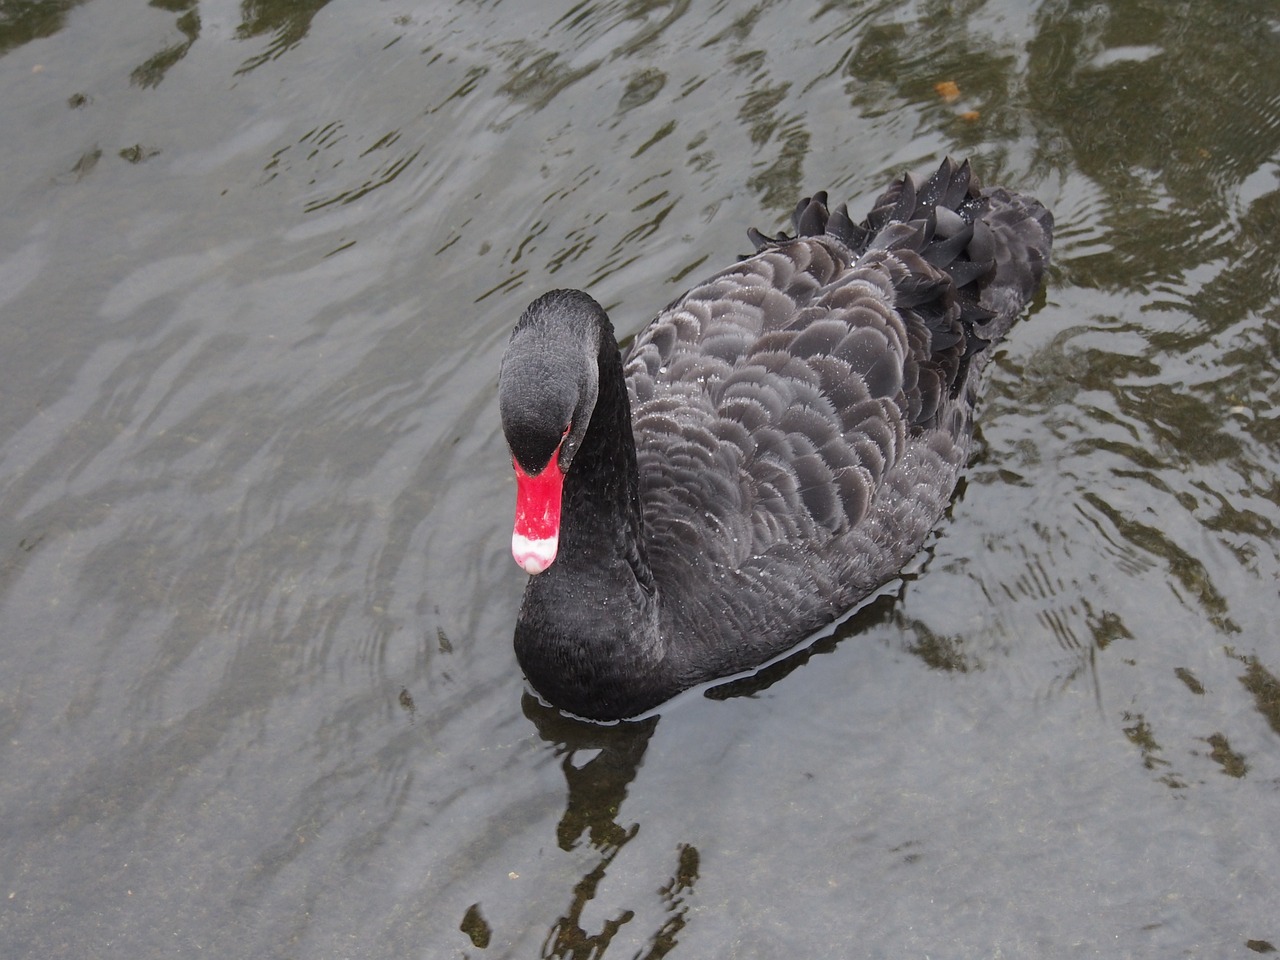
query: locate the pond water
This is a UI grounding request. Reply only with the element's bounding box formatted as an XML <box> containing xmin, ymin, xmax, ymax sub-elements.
<box><xmin>2</xmin><ymin>0</ymin><xmax>1278</xmax><ymax>956</ymax></box>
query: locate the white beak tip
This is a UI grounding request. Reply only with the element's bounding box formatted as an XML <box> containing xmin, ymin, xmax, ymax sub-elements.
<box><xmin>512</xmin><ymin>533</ymin><xmax>558</xmax><ymax>575</ymax></box>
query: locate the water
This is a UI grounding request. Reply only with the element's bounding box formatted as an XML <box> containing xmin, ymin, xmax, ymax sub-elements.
<box><xmin>1</xmin><ymin>0</ymin><xmax>1278</xmax><ymax>956</ymax></box>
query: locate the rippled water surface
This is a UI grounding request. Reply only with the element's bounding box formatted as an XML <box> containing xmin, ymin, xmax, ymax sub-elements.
<box><xmin>2</xmin><ymin>0</ymin><xmax>1278</xmax><ymax>956</ymax></box>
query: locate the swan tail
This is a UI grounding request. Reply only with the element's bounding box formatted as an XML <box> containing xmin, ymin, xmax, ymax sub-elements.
<box><xmin>968</xmin><ymin>185</ymin><xmax>1054</xmax><ymax>351</ymax></box>
<box><xmin>867</xmin><ymin>158</ymin><xmax>1053</xmax><ymax>351</ymax></box>
<box><xmin>744</xmin><ymin>159</ymin><xmax>1052</xmax><ymax>415</ymax></box>
<box><xmin>750</xmin><ymin>161</ymin><xmax>1051</xmax><ymax>338</ymax></box>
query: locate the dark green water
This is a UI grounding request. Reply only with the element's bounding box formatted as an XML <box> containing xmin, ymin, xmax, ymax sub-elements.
<box><xmin>1</xmin><ymin>0</ymin><xmax>1277</xmax><ymax>956</ymax></box>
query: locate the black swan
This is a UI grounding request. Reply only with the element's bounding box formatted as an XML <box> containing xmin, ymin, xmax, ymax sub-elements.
<box><xmin>499</xmin><ymin>158</ymin><xmax>1052</xmax><ymax>721</ymax></box>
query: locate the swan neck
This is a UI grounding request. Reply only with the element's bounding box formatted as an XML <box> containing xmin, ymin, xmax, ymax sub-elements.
<box><xmin>561</xmin><ymin>331</ymin><xmax>652</xmax><ymax>591</ymax></box>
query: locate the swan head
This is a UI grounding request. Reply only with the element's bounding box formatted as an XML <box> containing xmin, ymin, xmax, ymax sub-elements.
<box><xmin>499</xmin><ymin>290</ymin><xmax>607</xmax><ymax>574</ymax></box>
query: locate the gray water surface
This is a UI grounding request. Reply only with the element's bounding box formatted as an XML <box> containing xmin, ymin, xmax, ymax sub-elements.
<box><xmin>2</xmin><ymin>0</ymin><xmax>1278</xmax><ymax>957</ymax></box>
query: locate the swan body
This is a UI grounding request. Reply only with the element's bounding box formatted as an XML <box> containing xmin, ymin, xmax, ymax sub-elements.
<box><xmin>499</xmin><ymin>159</ymin><xmax>1052</xmax><ymax>720</ymax></box>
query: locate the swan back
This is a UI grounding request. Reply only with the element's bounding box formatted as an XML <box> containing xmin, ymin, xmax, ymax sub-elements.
<box><xmin>621</xmin><ymin>160</ymin><xmax>1051</xmax><ymax>655</ymax></box>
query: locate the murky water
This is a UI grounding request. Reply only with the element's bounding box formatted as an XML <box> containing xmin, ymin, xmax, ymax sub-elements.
<box><xmin>1</xmin><ymin>0</ymin><xmax>1278</xmax><ymax>956</ymax></box>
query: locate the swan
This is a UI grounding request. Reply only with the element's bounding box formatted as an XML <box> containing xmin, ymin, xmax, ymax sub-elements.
<box><xmin>498</xmin><ymin>158</ymin><xmax>1052</xmax><ymax>720</ymax></box>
